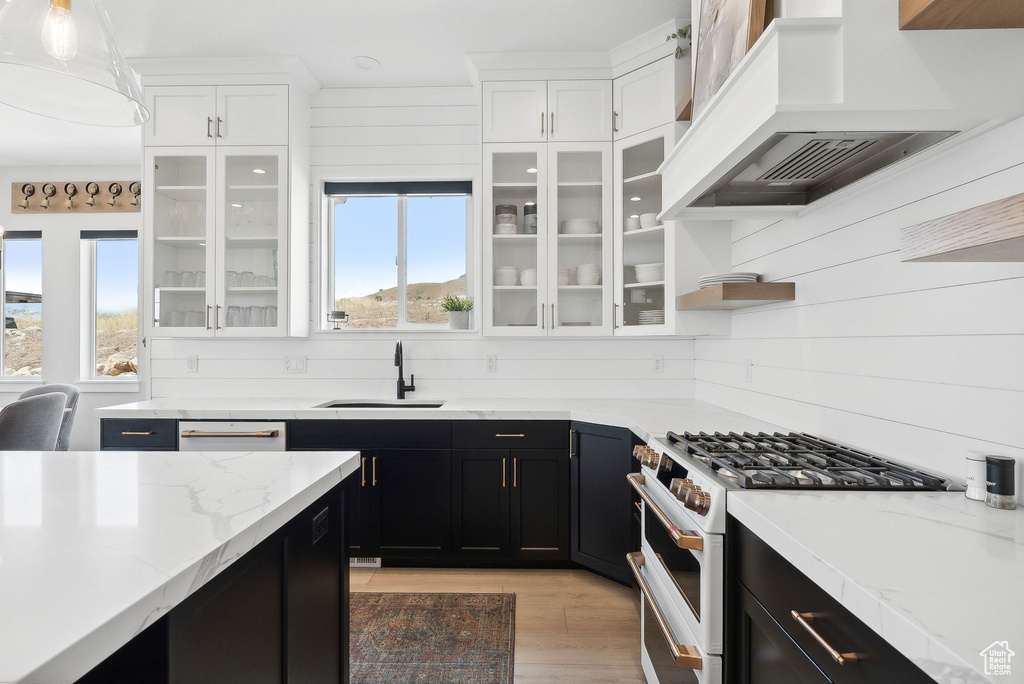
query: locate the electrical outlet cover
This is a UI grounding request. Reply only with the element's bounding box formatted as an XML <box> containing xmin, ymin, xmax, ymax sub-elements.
<box><xmin>486</xmin><ymin>355</ymin><xmax>497</xmax><ymax>373</ymax></box>
<box><xmin>186</xmin><ymin>355</ymin><xmax>198</xmax><ymax>373</ymax></box>
<box><xmin>652</xmin><ymin>354</ymin><xmax>664</xmax><ymax>373</ymax></box>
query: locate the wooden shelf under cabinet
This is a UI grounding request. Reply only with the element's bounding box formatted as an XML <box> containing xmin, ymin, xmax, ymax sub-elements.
<box><xmin>676</xmin><ymin>282</ymin><xmax>795</xmax><ymax>310</ymax></box>
<box><xmin>900</xmin><ymin>191</ymin><xmax>1024</xmax><ymax>262</ymax></box>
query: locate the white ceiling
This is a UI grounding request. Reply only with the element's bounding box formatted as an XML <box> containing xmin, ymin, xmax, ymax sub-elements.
<box><xmin>1</xmin><ymin>0</ymin><xmax>685</xmax><ymax>166</ymax></box>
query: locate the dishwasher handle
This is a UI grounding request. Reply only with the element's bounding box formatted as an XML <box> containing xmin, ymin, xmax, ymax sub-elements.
<box><xmin>180</xmin><ymin>430</ymin><xmax>280</xmax><ymax>439</ymax></box>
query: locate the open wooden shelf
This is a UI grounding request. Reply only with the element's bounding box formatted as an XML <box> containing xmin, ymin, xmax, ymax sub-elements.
<box><xmin>677</xmin><ymin>282</ymin><xmax>795</xmax><ymax>310</ymax></box>
<box><xmin>900</xmin><ymin>191</ymin><xmax>1024</xmax><ymax>262</ymax></box>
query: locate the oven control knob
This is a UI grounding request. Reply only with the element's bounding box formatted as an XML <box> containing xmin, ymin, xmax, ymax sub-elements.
<box><xmin>670</xmin><ymin>478</ymin><xmax>695</xmax><ymax>500</ymax></box>
<box><xmin>632</xmin><ymin>445</ymin><xmax>647</xmax><ymax>462</ymax></box>
<box><xmin>683</xmin><ymin>489</ymin><xmax>711</xmax><ymax>516</ymax></box>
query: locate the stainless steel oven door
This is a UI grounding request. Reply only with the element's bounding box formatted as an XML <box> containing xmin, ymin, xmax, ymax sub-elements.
<box><xmin>629</xmin><ymin>473</ymin><xmax>724</xmax><ymax>655</ymax></box>
<box><xmin>630</xmin><ymin>552</ymin><xmax>722</xmax><ymax>684</ymax></box>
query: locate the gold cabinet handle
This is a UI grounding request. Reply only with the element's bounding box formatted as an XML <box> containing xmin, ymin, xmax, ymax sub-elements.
<box><xmin>569</xmin><ymin>428</ymin><xmax>576</xmax><ymax>459</ymax></box>
<box><xmin>627</xmin><ymin>552</ymin><xmax>703</xmax><ymax>670</ymax></box>
<box><xmin>206</xmin><ymin>304</ymin><xmax>212</xmax><ymax>330</ymax></box>
<box><xmin>207</xmin><ymin>116</ymin><xmax>213</xmax><ymax>138</ymax></box>
<box><xmin>372</xmin><ymin>456</ymin><xmax>377</xmax><ymax>486</ymax></box>
<box><xmin>502</xmin><ymin>457</ymin><xmax>507</xmax><ymax>488</ymax></box>
<box><xmin>541</xmin><ymin>303</ymin><xmax>546</xmax><ymax>329</ymax></box>
<box><xmin>513</xmin><ymin>457</ymin><xmax>518</xmax><ymax>487</ymax></box>
<box><xmin>634</xmin><ymin>501</ymin><xmax>642</xmax><ymax>514</ymax></box>
<box><xmin>551</xmin><ymin>302</ymin><xmax>556</xmax><ymax>328</ymax></box>
<box><xmin>541</xmin><ymin>111</ymin><xmax>545</xmax><ymax>135</ymax></box>
<box><xmin>613</xmin><ymin>302</ymin><xmax>619</xmax><ymax>328</ymax></box>
<box><xmin>361</xmin><ymin>457</ymin><xmax>367</xmax><ymax>487</ymax></box>
<box><xmin>613</xmin><ymin>110</ymin><xmax>619</xmax><ymax>133</ymax></box>
<box><xmin>180</xmin><ymin>430</ymin><xmax>279</xmax><ymax>438</ymax></box>
<box><xmin>627</xmin><ymin>473</ymin><xmax>703</xmax><ymax>551</ymax></box>
<box><xmin>215</xmin><ymin>304</ymin><xmax>221</xmax><ymax>330</ymax></box>
<box><xmin>495</xmin><ymin>433</ymin><xmax>525</xmax><ymax>438</ymax></box>
<box><xmin>216</xmin><ymin>116</ymin><xmax>223</xmax><ymax>138</ymax></box>
<box><xmin>791</xmin><ymin>612</ymin><xmax>860</xmax><ymax>666</ymax></box>
<box><xmin>550</xmin><ymin>111</ymin><xmax>555</xmax><ymax>134</ymax></box>
<box><xmin>120</xmin><ymin>431</ymin><xmax>153</xmax><ymax>436</ymax></box>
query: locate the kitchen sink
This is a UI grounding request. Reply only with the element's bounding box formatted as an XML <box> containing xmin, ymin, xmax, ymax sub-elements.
<box><xmin>314</xmin><ymin>400</ymin><xmax>446</xmax><ymax>409</ymax></box>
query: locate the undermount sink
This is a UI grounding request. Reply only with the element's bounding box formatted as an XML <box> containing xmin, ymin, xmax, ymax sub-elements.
<box><xmin>314</xmin><ymin>400</ymin><xmax>446</xmax><ymax>409</ymax></box>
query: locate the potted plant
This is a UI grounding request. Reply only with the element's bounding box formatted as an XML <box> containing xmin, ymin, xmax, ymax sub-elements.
<box><xmin>442</xmin><ymin>295</ymin><xmax>473</xmax><ymax>330</ymax></box>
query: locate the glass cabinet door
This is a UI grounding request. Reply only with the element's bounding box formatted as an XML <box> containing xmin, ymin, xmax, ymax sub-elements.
<box><xmin>484</xmin><ymin>145</ymin><xmax>548</xmax><ymax>334</ymax></box>
<box><xmin>548</xmin><ymin>144</ymin><xmax>612</xmax><ymax>335</ymax></box>
<box><xmin>148</xmin><ymin>150</ymin><xmax>216</xmax><ymax>335</ymax></box>
<box><xmin>215</xmin><ymin>147</ymin><xmax>288</xmax><ymax>336</ymax></box>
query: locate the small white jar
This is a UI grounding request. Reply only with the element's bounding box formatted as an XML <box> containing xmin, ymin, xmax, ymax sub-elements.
<box><xmin>965</xmin><ymin>451</ymin><xmax>988</xmax><ymax>501</ymax></box>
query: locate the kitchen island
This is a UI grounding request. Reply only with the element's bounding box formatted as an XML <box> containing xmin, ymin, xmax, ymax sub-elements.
<box><xmin>0</xmin><ymin>449</ymin><xmax>359</xmax><ymax>684</ymax></box>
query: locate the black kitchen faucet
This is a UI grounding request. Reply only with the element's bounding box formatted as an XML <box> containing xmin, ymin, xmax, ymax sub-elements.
<box><xmin>395</xmin><ymin>340</ymin><xmax>415</xmax><ymax>399</ymax></box>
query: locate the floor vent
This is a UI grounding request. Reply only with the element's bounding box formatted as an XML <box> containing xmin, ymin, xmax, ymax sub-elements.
<box><xmin>349</xmin><ymin>557</ymin><xmax>382</xmax><ymax>568</ymax></box>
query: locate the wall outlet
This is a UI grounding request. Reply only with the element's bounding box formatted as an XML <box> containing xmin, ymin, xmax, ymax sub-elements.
<box><xmin>284</xmin><ymin>356</ymin><xmax>307</xmax><ymax>374</ymax></box>
<box><xmin>486</xmin><ymin>354</ymin><xmax>497</xmax><ymax>373</ymax></box>
<box><xmin>185</xmin><ymin>355</ymin><xmax>198</xmax><ymax>373</ymax></box>
<box><xmin>745</xmin><ymin>359</ymin><xmax>753</xmax><ymax>383</ymax></box>
<box><xmin>652</xmin><ymin>354</ymin><xmax>665</xmax><ymax>374</ymax></box>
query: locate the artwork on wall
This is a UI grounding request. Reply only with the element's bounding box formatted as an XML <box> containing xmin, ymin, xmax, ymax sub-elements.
<box><xmin>692</xmin><ymin>0</ymin><xmax>774</xmax><ymax>119</ymax></box>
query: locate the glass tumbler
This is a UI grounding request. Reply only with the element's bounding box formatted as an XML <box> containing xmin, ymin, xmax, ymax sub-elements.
<box><xmin>166</xmin><ymin>310</ymin><xmax>183</xmax><ymax>327</ymax></box>
<box><xmin>265</xmin><ymin>306</ymin><xmax>278</xmax><ymax>328</ymax></box>
<box><xmin>225</xmin><ymin>271</ymin><xmax>238</xmax><ymax>288</ymax></box>
<box><xmin>247</xmin><ymin>305</ymin><xmax>265</xmax><ymax>327</ymax></box>
<box><xmin>258</xmin><ymin>275</ymin><xmax>273</xmax><ymax>287</ymax></box>
<box><xmin>227</xmin><ymin>306</ymin><xmax>243</xmax><ymax>328</ymax></box>
<box><xmin>163</xmin><ymin>271</ymin><xmax>181</xmax><ymax>287</ymax></box>
<box><xmin>197</xmin><ymin>271</ymin><xmax>207</xmax><ymax>287</ymax></box>
<box><xmin>180</xmin><ymin>271</ymin><xmax>197</xmax><ymax>287</ymax></box>
<box><xmin>239</xmin><ymin>271</ymin><xmax>255</xmax><ymax>287</ymax></box>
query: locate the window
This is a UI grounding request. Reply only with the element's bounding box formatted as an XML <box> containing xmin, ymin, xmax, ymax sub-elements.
<box><xmin>81</xmin><ymin>231</ymin><xmax>138</xmax><ymax>378</ymax></box>
<box><xmin>325</xmin><ymin>182</ymin><xmax>471</xmax><ymax>330</ymax></box>
<box><xmin>2</xmin><ymin>232</ymin><xmax>43</xmax><ymax>377</ymax></box>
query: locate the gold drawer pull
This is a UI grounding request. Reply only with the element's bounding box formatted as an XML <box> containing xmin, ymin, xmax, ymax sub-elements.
<box><xmin>180</xmin><ymin>430</ymin><xmax>279</xmax><ymax>438</ymax></box>
<box><xmin>627</xmin><ymin>473</ymin><xmax>703</xmax><ymax>551</ymax></box>
<box><xmin>121</xmin><ymin>431</ymin><xmax>153</xmax><ymax>436</ymax></box>
<box><xmin>627</xmin><ymin>552</ymin><xmax>703</xmax><ymax>670</ymax></box>
<box><xmin>361</xmin><ymin>457</ymin><xmax>367</xmax><ymax>487</ymax></box>
<box><xmin>495</xmin><ymin>433</ymin><xmax>525</xmax><ymax>438</ymax></box>
<box><xmin>791</xmin><ymin>611</ymin><xmax>860</xmax><ymax>665</ymax></box>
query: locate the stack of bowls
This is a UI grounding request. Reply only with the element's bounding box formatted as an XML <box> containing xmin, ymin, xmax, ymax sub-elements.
<box><xmin>634</xmin><ymin>262</ymin><xmax>665</xmax><ymax>283</ymax></box>
<box><xmin>640</xmin><ymin>213</ymin><xmax>662</xmax><ymax>229</ymax></box>
<box><xmin>560</xmin><ymin>219</ymin><xmax>600</xmax><ymax>234</ymax></box>
<box><xmin>520</xmin><ymin>268</ymin><xmax>538</xmax><ymax>287</ymax></box>
<box><xmin>557</xmin><ymin>267</ymin><xmax>573</xmax><ymax>286</ymax></box>
<box><xmin>495</xmin><ymin>266</ymin><xmax>519</xmax><ymax>286</ymax></box>
<box><xmin>495</xmin><ymin>204</ymin><xmax>518</xmax><ymax>235</ymax></box>
<box><xmin>576</xmin><ymin>264</ymin><xmax>601</xmax><ymax>286</ymax></box>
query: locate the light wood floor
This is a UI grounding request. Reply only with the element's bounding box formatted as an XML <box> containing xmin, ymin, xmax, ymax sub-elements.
<box><xmin>351</xmin><ymin>567</ymin><xmax>645</xmax><ymax>682</ymax></box>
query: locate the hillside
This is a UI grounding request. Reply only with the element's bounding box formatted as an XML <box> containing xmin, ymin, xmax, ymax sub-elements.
<box><xmin>335</xmin><ymin>276</ymin><xmax>467</xmax><ymax>327</ymax></box>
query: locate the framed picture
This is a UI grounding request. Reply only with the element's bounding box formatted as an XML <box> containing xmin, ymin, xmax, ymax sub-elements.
<box><xmin>692</xmin><ymin>0</ymin><xmax>774</xmax><ymax>119</ymax></box>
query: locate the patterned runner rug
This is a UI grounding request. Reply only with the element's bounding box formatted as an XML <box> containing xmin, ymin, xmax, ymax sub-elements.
<box><xmin>350</xmin><ymin>592</ymin><xmax>515</xmax><ymax>684</ymax></box>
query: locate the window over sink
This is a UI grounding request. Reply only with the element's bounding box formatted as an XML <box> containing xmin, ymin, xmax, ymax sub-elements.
<box><xmin>323</xmin><ymin>181</ymin><xmax>472</xmax><ymax>330</ymax></box>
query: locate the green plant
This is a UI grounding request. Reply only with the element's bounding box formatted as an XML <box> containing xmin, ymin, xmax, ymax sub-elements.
<box><xmin>667</xmin><ymin>24</ymin><xmax>692</xmax><ymax>59</ymax></box>
<box><xmin>441</xmin><ymin>295</ymin><xmax>473</xmax><ymax>313</ymax></box>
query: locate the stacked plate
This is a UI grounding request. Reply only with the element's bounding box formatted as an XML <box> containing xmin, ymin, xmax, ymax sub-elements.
<box><xmin>576</xmin><ymin>263</ymin><xmax>601</xmax><ymax>286</ymax></box>
<box><xmin>634</xmin><ymin>262</ymin><xmax>665</xmax><ymax>283</ymax></box>
<box><xmin>561</xmin><ymin>219</ymin><xmax>600</xmax><ymax>234</ymax></box>
<box><xmin>494</xmin><ymin>222</ymin><xmax>517</xmax><ymax>235</ymax></box>
<box><xmin>495</xmin><ymin>266</ymin><xmax>519</xmax><ymax>286</ymax></box>
<box><xmin>558</xmin><ymin>267</ymin><xmax>574</xmax><ymax>286</ymax></box>
<box><xmin>638</xmin><ymin>309</ymin><xmax>665</xmax><ymax>326</ymax></box>
<box><xmin>697</xmin><ymin>272</ymin><xmax>759</xmax><ymax>289</ymax></box>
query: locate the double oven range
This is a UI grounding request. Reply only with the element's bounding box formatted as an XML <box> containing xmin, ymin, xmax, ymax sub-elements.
<box><xmin>627</xmin><ymin>430</ymin><xmax>953</xmax><ymax>684</ymax></box>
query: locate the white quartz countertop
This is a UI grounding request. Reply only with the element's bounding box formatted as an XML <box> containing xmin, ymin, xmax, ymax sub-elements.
<box><xmin>729</xmin><ymin>490</ymin><xmax>1024</xmax><ymax>684</ymax></box>
<box><xmin>0</xmin><ymin>449</ymin><xmax>360</xmax><ymax>684</ymax></box>
<box><xmin>94</xmin><ymin>397</ymin><xmax>785</xmax><ymax>444</ymax></box>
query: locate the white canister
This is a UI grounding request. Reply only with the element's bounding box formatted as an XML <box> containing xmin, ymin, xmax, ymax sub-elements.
<box><xmin>965</xmin><ymin>451</ymin><xmax>988</xmax><ymax>501</ymax></box>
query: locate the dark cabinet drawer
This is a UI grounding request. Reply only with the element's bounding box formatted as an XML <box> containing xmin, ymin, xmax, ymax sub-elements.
<box><xmin>452</xmin><ymin>420</ymin><xmax>569</xmax><ymax>449</ymax></box>
<box><xmin>287</xmin><ymin>420</ymin><xmax>451</xmax><ymax>450</ymax></box>
<box><xmin>101</xmin><ymin>419</ymin><xmax>178</xmax><ymax>450</ymax></box>
<box><xmin>731</xmin><ymin>519</ymin><xmax>932</xmax><ymax>684</ymax></box>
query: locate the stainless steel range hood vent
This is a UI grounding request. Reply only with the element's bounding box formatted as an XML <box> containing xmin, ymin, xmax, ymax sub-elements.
<box><xmin>691</xmin><ymin>131</ymin><xmax>956</xmax><ymax>208</ymax></box>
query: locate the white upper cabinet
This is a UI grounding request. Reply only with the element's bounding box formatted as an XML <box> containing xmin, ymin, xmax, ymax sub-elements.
<box><xmin>547</xmin><ymin>81</ymin><xmax>613</xmax><ymax>143</ymax></box>
<box><xmin>145</xmin><ymin>86</ymin><xmax>218</xmax><ymax>147</ymax></box>
<box><xmin>613</xmin><ymin>57</ymin><xmax>677</xmax><ymax>141</ymax></box>
<box><xmin>145</xmin><ymin>85</ymin><xmax>289</xmax><ymax>147</ymax></box>
<box><xmin>483</xmin><ymin>81</ymin><xmax>548</xmax><ymax>143</ymax></box>
<box><xmin>215</xmin><ymin>85</ymin><xmax>289</xmax><ymax>146</ymax></box>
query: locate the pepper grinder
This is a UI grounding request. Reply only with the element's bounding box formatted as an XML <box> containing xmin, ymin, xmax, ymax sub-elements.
<box><xmin>985</xmin><ymin>455</ymin><xmax>1017</xmax><ymax>510</ymax></box>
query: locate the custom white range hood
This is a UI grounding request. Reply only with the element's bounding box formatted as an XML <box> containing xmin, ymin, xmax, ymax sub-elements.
<box><xmin>660</xmin><ymin>1</ymin><xmax>1024</xmax><ymax>219</ymax></box>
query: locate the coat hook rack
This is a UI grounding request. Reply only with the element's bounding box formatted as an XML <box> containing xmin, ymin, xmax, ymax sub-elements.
<box><xmin>11</xmin><ymin>180</ymin><xmax>140</xmax><ymax>213</ymax></box>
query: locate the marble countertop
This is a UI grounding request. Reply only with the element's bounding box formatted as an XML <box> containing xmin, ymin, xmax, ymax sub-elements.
<box><xmin>730</xmin><ymin>490</ymin><xmax>1024</xmax><ymax>684</ymax></box>
<box><xmin>94</xmin><ymin>397</ymin><xmax>785</xmax><ymax>444</ymax></box>
<box><xmin>0</xmin><ymin>449</ymin><xmax>360</xmax><ymax>684</ymax></box>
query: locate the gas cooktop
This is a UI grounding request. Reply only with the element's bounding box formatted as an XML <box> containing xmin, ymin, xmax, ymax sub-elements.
<box><xmin>666</xmin><ymin>431</ymin><xmax>954</xmax><ymax>491</ymax></box>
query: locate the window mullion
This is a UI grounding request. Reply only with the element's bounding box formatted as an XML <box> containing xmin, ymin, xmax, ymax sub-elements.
<box><xmin>397</xmin><ymin>195</ymin><xmax>408</xmax><ymax>328</ymax></box>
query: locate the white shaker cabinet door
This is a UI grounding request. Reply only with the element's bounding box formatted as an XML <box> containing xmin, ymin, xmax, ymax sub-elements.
<box><xmin>215</xmin><ymin>85</ymin><xmax>289</xmax><ymax>146</ymax></box>
<box><xmin>144</xmin><ymin>86</ymin><xmax>217</xmax><ymax>147</ymax></box>
<box><xmin>547</xmin><ymin>81</ymin><xmax>612</xmax><ymax>142</ymax></box>
<box><xmin>613</xmin><ymin>57</ymin><xmax>675</xmax><ymax>141</ymax></box>
<box><xmin>482</xmin><ymin>81</ymin><xmax>548</xmax><ymax>143</ymax></box>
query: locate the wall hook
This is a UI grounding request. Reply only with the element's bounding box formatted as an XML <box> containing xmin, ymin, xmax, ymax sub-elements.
<box><xmin>64</xmin><ymin>182</ymin><xmax>78</xmax><ymax>210</ymax></box>
<box><xmin>39</xmin><ymin>183</ymin><xmax>56</xmax><ymax>210</ymax></box>
<box><xmin>106</xmin><ymin>182</ymin><xmax>122</xmax><ymax>207</ymax></box>
<box><xmin>85</xmin><ymin>182</ymin><xmax>99</xmax><ymax>207</ymax></box>
<box><xmin>19</xmin><ymin>183</ymin><xmax>35</xmax><ymax>209</ymax></box>
<box><xmin>129</xmin><ymin>181</ymin><xmax>141</xmax><ymax>207</ymax></box>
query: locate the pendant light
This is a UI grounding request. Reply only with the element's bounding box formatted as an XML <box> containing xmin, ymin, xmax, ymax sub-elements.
<box><xmin>0</xmin><ymin>0</ymin><xmax>149</xmax><ymax>126</ymax></box>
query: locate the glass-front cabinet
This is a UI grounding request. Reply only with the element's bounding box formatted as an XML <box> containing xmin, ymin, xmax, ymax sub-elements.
<box><xmin>613</xmin><ymin>124</ymin><xmax>676</xmax><ymax>335</ymax></box>
<box><xmin>144</xmin><ymin>146</ymin><xmax>288</xmax><ymax>337</ymax></box>
<box><xmin>483</xmin><ymin>142</ymin><xmax>612</xmax><ymax>336</ymax></box>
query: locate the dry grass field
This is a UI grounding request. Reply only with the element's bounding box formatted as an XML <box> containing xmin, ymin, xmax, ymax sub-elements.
<box><xmin>336</xmin><ymin>277</ymin><xmax>467</xmax><ymax>328</ymax></box>
<box><xmin>3</xmin><ymin>309</ymin><xmax>137</xmax><ymax>377</ymax></box>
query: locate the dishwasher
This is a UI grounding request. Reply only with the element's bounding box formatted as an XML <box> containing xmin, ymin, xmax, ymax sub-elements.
<box><xmin>178</xmin><ymin>421</ymin><xmax>287</xmax><ymax>451</ymax></box>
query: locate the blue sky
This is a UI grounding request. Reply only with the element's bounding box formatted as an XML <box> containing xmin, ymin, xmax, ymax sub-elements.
<box><xmin>334</xmin><ymin>195</ymin><xmax>467</xmax><ymax>299</ymax></box>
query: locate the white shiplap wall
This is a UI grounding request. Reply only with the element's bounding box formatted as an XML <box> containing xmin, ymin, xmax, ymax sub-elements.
<box><xmin>149</xmin><ymin>85</ymin><xmax>696</xmax><ymax>401</ymax></box>
<box><xmin>695</xmin><ymin>116</ymin><xmax>1024</xmax><ymax>483</ymax></box>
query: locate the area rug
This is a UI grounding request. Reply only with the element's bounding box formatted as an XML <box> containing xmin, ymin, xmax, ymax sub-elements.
<box><xmin>350</xmin><ymin>592</ymin><xmax>515</xmax><ymax>684</ymax></box>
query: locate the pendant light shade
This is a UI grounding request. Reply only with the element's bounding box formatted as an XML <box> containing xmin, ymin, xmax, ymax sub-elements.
<box><xmin>0</xmin><ymin>0</ymin><xmax>148</xmax><ymax>126</ymax></box>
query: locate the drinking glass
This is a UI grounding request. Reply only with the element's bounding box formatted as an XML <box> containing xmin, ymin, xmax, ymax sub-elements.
<box><xmin>258</xmin><ymin>275</ymin><xmax>273</xmax><ymax>287</ymax></box>
<box><xmin>180</xmin><ymin>271</ymin><xmax>197</xmax><ymax>287</ymax></box>
<box><xmin>197</xmin><ymin>271</ymin><xmax>207</xmax><ymax>287</ymax></box>
<box><xmin>166</xmin><ymin>310</ymin><xmax>183</xmax><ymax>327</ymax></box>
<box><xmin>248</xmin><ymin>305</ymin><xmax>265</xmax><ymax>327</ymax></box>
<box><xmin>265</xmin><ymin>306</ymin><xmax>278</xmax><ymax>328</ymax></box>
<box><xmin>227</xmin><ymin>306</ymin><xmax>243</xmax><ymax>328</ymax></box>
<box><xmin>163</xmin><ymin>271</ymin><xmax>181</xmax><ymax>287</ymax></box>
<box><xmin>263</xmin><ymin>204</ymin><xmax>277</xmax><ymax>235</ymax></box>
<box><xmin>239</xmin><ymin>271</ymin><xmax>255</xmax><ymax>287</ymax></box>
<box><xmin>225</xmin><ymin>271</ymin><xmax>238</xmax><ymax>288</ymax></box>
<box><xmin>230</xmin><ymin>203</ymin><xmax>243</xmax><ymax>229</ymax></box>
<box><xmin>184</xmin><ymin>311</ymin><xmax>203</xmax><ymax>327</ymax></box>
<box><xmin>242</xmin><ymin>201</ymin><xmax>257</xmax><ymax>229</ymax></box>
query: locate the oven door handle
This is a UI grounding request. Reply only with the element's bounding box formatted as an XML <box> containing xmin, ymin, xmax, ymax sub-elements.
<box><xmin>627</xmin><ymin>473</ymin><xmax>704</xmax><ymax>552</ymax></box>
<box><xmin>628</xmin><ymin>552</ymin><xmax>704</xmax><ymax>670</ymax></box>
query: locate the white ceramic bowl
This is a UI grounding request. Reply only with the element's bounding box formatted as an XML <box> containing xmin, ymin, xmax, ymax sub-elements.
<box><xmin>520</xmin><ymin>269</ymin><xmax>538</xmax><ymax>287</ymax></box>
<box><xmin>560</xmin><ymin>219</ymin><xmax>600</xmax><ymax>234</ymax></box>
<box><xmin>626</xmin><ymin>216</ymin><xmax>642</xmax><ymax>231</ymax></box>
<box><xmin>577</xmin><ymin>274</ymin><xmax>601</xmax><ymax>286</ymax></box>
<box><xmin>640</xmin><ymin>213</ymin><xmax>661</xmax><ymax>229</ymax></box>
<box><xmin>494</xmin><ymin>223</ymin><xmax>517</xmax><ymax>235</ymax></box>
